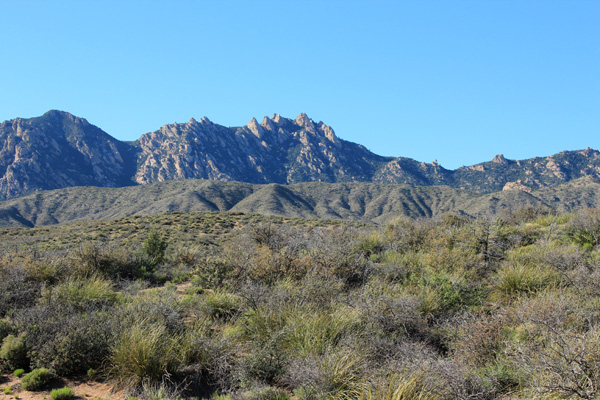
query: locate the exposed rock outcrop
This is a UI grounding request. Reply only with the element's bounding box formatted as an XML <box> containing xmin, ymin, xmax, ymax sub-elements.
<box><xmin>0</xmin><ymin>110</ymin><xmax>135</xmax><ymax>200</ymax></box>
<box><xmin>0</xmin><ymin>110</ymin><xmax>599</xmax><ymax>200</ymax></box>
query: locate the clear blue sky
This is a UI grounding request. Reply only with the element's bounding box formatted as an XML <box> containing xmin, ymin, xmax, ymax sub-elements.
<box><xmin>1</xmin><ymin>0</ymin><xmax>598</xmax><ymax>169</ymax></box>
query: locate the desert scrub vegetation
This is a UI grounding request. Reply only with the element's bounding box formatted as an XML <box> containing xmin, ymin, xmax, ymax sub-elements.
<box><xmin>0</xmin><ymin>333</ymin><xmax>28</xmax><ymax>370</ymax></box>
<box><xmin>0</xmin><ymin>208</ymin><xmax>600</xmax><ymax>399</ymax></box>
<box><xmin>21</xmin><ymin>367</ymin><xmax>55</xmax><ymax>391</ymax></box>
<box><xmin>51</xmin><ymin>387</ymin><xmax>75</xmax><ymax>400</ymax></box>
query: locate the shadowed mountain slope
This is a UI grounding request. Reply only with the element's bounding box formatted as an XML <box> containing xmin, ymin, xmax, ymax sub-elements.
<box><xmin>1</xmin><ymin>177</ymin><xmax>599</xmax><ymax>227</ymax></box>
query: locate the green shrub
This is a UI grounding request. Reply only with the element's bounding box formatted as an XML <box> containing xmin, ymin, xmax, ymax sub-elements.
<box><xmin>116</xmin><ymin>289</ymin><xmax>186</xmax><ymax>332</ymax></box>
<box><xmin>13</xmin><ymin>368</ymin><xmax>25</xmax><ymax>377</ymax></box>
<box><xmin>87</xmin><ymin>367</ymin><xmax>97</xmax><ymax>380</ymax></box>
<box><xmin>241</xmin><ymin>387</ymin><xmax>291</xmax><ymax>400</ymax></box>
<box><xmin>21</xmin><ymin>308</ymin><xmax>115</xmax><ymax>375</ymax></box>
<box><xmin>142</xmin><ymin>230</ymin><xmax>168</xmax><ymax>267</ymax></box>
<box><xmin>568</xmin><ymin>209</ymin><xmax>600</xmax><ymax>249</ymax></box>
<box><xmin>0</xmin><ymin>318</ymin><xmax>13</xmax><ymax>342</ymax></box>
<box><xmin>282</xmin><ymin>346</ymin><xmax>365</xmax><ymax>398</ymax></box>
<box><xmin>194</xmin><ymin>257</ymin><xmax>234</xmax><ymax>289</ymax></box>
<box><xmin>355</xmin><ymin>233</ymin><xmax>386</xmax><ymax>258</ymax></box>
<box><xmin>76</xmin><ymin>242</ymin><xmax>143</xmax><ymax>280</ymax></box>
<box><xmin>413</xmin><ymin>272</ymin><xmax>483</xmax><ymax>318</ymax></box>
<box><xmin>51</xmin><ymin>387</ymin><xmax>75</xmax><ymax>400</ymax></box>
<box><xmin>0</xmin><ymin>334</ymin><xmax>28</xmax><ymax>370</ymax></box>
<box><xmin>244</xmin><ymin>347</ymin><xmax>287</xmax><ymax>385</ymax></box>
<box><xmin>477</xmin><ymin>361</ymin><xmax>519</xmax><ymax>394</ymax></box>
<box><xmin>284</xmin><ymin>306</ymin><xmax>361</xmax><ymax>357</ymax></box>
<box><xmin>21</xmin><ymin>367</ymin><xmax>54</xmax><ymax>391</ymax></box>
<box><xmin>211</xmin><ymin>394</ymin><xmax>233</xmax><ymax>400</ymax></box>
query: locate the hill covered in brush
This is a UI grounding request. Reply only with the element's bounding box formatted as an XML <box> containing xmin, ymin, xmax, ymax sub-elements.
<box><xmin>1</xmin><ymin>177</ymin><xmax>600</xmax><ymax>227</ymax></box>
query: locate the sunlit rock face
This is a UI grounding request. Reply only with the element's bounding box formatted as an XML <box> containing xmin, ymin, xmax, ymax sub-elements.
<box><xmin>0</xmin><ymin>110</ymin><xmax>133</xmax><ymax>200</ymax></box>
<box><xmin>1</xmin><ymin>110</ymin><xmax>599</xmax><ymax>200</ymax></box>
<box><xmin>133</xmin><ymin>112</ymin><xmax>389</xmax><ymax>186</ymax></box>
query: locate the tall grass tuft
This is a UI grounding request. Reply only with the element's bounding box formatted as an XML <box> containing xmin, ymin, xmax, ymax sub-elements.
<box><xmin>109</xmin><ymin>320</ymin><xmax>183</xmax><ymax>388</ymax></box>
<box><xmin>318</xmin><ymin>349</ymin><xmax>364</xmax><ymax>398</ymax></box>
<box><xmin>360</xmin><ymin>373</ymin><xmax>443</xmax><ymax>400</ymax></box>
<box><xmin>285</xmin><ymin>306</ymin><xmax>362</xmax><ymax>357</ymax></box>
<box><xmin>39</xmin><ymin>274</ymin><xmax>116</xmax><ymax>310</ymax></box>
<box><xmin>491</xmin><ymin>263</ymin><xmax>561</xmax><ymax>302</ymax></box>
<box><xmin>201</xmin><ymin>289</ymin><xmax>242</xmax><ymax>322</ymax></box>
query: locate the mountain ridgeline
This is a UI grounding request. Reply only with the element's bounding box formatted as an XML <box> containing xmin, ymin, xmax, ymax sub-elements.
<box><xmin>0</xmin><ymin>110</ymin><xmax>390</xmax><ymax>200</ymax></box>
<box><xmin>1</xmin><ymin>110</ymin><xmax>599</xmax><ymax>202</ymax></box>
<box><xmin>1</xmin><ymin>176</ymin><xmax>600</xmax><ymax>228</ymax></box>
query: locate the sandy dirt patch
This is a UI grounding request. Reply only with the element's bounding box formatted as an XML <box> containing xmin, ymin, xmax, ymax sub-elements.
<box><xmin>0</xmin><ymin>374</ymin><xmax>123</xmax><ymax>400</ymax></box>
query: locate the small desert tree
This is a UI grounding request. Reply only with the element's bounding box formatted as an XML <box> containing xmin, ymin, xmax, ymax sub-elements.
<box><xmin>142</xmin><ymin>230</ymin><xmax>168</xmax><ymax>266</ymax></box>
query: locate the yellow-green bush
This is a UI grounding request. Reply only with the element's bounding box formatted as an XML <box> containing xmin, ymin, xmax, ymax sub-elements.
<box><xmin>0</xmin><ymin>334</ymin><xmax>28</xmax><ymax>370</ymax></box>
<box><xmin>21</xmin><ymin>367</ymin><xmax>54</xmax><ymax>391</ymax></box>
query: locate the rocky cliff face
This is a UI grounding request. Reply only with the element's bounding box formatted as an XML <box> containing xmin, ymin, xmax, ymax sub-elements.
<box><xmin>451</xmin><ymin>148</ymin><xmax>600</xmax><ymax>192</ymax></box>
<box><xmin>0</xmin><ymin>111</ymin><xmax>135</xmax><ymax>200</ymax></box>
<box><xmin>0</xmin><ymin>110</ymin><xmax>598</xmax><ymax>200</ymax></box>
<box><xmin>133</xmin><ymin>112</ymin><xmax>391</xmax><ymax>185</ymax></box>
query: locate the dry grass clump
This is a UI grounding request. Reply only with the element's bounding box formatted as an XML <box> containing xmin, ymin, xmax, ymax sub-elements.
<box><xmin>360</xmin><ymin>373</ymin><xmax>443</xmax><ymax>400</ymax></box>
<box><xmin>110</xmin><ymin>320</ymin><xmax>184</xmax><ymax>388</ymax></box>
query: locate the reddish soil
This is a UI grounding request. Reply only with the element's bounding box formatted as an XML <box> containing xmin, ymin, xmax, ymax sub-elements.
<box><xmin>0</xmin><ymin>374</ymin><xmax>123</xmax><ymax>400</ymax></box>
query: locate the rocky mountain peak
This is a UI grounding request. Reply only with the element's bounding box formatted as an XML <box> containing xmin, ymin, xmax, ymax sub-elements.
<box><xmin>0</xmin><ymin>110</ymin><xmax>133</xmax><ymax>200</ymax></box>
<box><xmin>40</xmin><ymin>109</ymin><xmax>90</xmax><ymax>127</ymax></box>
<box><xmin>247</xmin><ymin>117</ymin><xmax>264</xmax><ymax>138</ymax></box>
<box><xmin>42</xmin><ymin>109</ymin><xmax>74</xmax><ymax>119</ymax></box>
<box><xmin>580</xmin><ymin>147</ymin><xmax>599</xmax><ymax>156</ymax></box>
<box><xmin>492</xmin><ymin>154</ymin><xmax>509</xmax><ymax>164</ymax></box>
<box><xmin>1</xmin><ymin>110</ymin><xmax>600</xmax><ymax>202</ymax></box>
<box><xmin>295</xmin><ymin>113</ymin><xmax>313</xmax><ymax>127</ymax></box>
<box><xmin>261</xmin><ymin>116</ymin><xmax>277</xmax><ymax>132</ymax></box>
<box><xmin>248</xmin><ymin>117</ymin><xmax>259</xmax><ymax>127</ymax></box>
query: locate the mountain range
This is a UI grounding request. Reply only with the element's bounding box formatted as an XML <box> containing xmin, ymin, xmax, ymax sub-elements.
<box><xmin>1</xmin><ymin>110</ymin><xmax>599</xmax><ymax>202</ymax></box>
